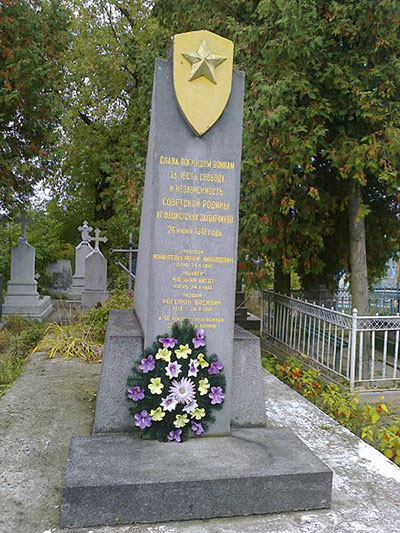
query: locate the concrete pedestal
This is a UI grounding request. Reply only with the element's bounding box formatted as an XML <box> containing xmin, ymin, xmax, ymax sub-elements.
<box><xmin>60</xmin><ymin>428</ymin><xmax>332</xmax><ymax>528</ymax></box>
<box><xmin>2</xmin><ymin>293</ymin><xmax>53</xmax><ymax>322</ymax></box>
<box><xmin>60</xmin><ymin>309</ymin><xmax>332</xmax><ymax>527</ymax></box>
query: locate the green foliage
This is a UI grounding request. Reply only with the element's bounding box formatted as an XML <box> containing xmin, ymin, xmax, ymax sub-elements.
<box><xmin>46</xmin><ymin>0</ymin><xmax>168</xmax><ymax>255</ymax></box>
<box><xmin>0</xmin><ymin>0</ymin><xmax>69</xmax><ymax>205</ymax></box>
<box><xmin>0</xmin><ymin>316</ymin><xmax>44</xmax><ymax>397</ymax></box>
<box><xmin>0</xmin><ymin>204</ymin><xmax>75</xmax><ymax>292</ymax></box>
<box><xmin>262</xmin><ymin>352</ymin><xmax>400</xmax><ymax>465</ymax></box>
<box><xmin>84</xmin><ymin>290</ymin><xmax>133</xmax><ymax>342</ymax></box>
<box><xmin>153</xmin><ymin>0</ymin><xmax>400</xmax><ymax>290</ymax></box>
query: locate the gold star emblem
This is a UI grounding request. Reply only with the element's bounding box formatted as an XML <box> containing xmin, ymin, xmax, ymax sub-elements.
<box><xmin>182</xmin><ymin>39</ymin><xmax>226</xmax><ymax>84</ymax></box>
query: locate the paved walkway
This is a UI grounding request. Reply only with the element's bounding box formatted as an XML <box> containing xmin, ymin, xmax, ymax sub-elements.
<box><xmin>1</xmin><ymin>353</ymin><xmax>400</xmax><ymax>533</ymax></box>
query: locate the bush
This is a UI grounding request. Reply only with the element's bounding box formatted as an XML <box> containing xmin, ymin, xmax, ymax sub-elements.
<box><xmin>262</xmin><ymin>352</ymin><xmax>400</xmax><ymax>466</ymax></box>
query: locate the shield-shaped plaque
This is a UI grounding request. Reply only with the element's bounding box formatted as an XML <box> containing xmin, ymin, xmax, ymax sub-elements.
<box><xmin>173</xmin><ymin>30</ymin><xmax>234</xmax><ymax>137</ymax></box>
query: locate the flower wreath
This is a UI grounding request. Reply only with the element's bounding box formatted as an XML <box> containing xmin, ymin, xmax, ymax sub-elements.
<box><xmin>126</xmin><ymin>320</ymin><xmax>226</xmax><ymax>442</ymax></box>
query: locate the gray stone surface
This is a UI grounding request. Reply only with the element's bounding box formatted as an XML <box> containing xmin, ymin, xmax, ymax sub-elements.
<box><xmin>2</xmin><ymin>354</ymin><xmax>400</xmax><ymax>532</ymax></box>
<box><xmin>93</xmin><ymin>310</ymin><xmax>266</xmax><ymax>434</ymax></box>
<box><xmin>81</xmin><ymin>249</ymin><xmax>109</xmax><ymax>308</ymax></box>
<box><xmin>0</xmin><ymin>353</ymin><xmax>100</xmax><ymax>533</ymax></box>
<box><xmin>46</xmin><ymin>259</ymin><xmax>73</xmax><ymax>296</ymax></box>
<box><xmin>134</xmin><ymin>58</ymin><xmax>245</xmax><ymax>435</ymax></box>
<box><xmin>68</xmin><ymin>241</ymin><xmax>93</xmax><ymax>301</ymax></box>
<box><xmin>60</xmin><ymin>428</ymin><xmax>332</xmax><ymax>528</ymax></box>
<box><xmin>231</xmin><ymin>325</ymin><xmax>266</xmax><ymax>427</ymax></box>
<box><xmin>93</xmin><ymin>310</ymin><xmax>143</xmax><ymax>434</ymax></box>
<box><xmin>3</xmin><ymin>240</ymin><xmax>53</xmax><ymax>322</ymax></box>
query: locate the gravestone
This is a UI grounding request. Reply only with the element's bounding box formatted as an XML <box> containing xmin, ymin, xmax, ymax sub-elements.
<box><xmin>134</xmin><ymin>33</ymin><xmax>243</xmax><ymax>435</ymax></box>
<box><xmin>61</xmin><ymin>30</ymin><xmax>332</xmax><ymax>528</ymax></box>
<box><xmin>3</xmin><ymin>211</ymin><xmax>52</xmax><ymax>322</ymax></box>
<box><xmin>67</xmin><ymin>221</ymin><xmax>94</xmax><ymax>303</ymax></box>
<box><xmin>46</xmin><ymin>259</ymin><xmax>72</xmax><ymax>296</ymax></box>
<box><xmin>81</xmin><ymin>228</ymin><xmax>109</xmax><ymax>307</ymax></box>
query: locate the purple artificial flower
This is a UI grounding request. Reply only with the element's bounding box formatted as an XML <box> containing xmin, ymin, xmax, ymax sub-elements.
<box><xmin>127</xmin><ymin>386</ymin><xmax>145</xmax><ymax>401</ymax></box>
<box><xmin>192</xmin><ymin>329</ymin><xmax>205</xmax><ymax>349</ymax></box>
<box><xmin>134</xmin><ymin>410</ymin><xmax>152</xmax><ymax>429</ymax></box>
<box><xmin>209</xmin><ymin>386</ymin><xmax>225</xmax><ymax>405</ymax></box>
<box><xmin>191</xmin><ymin>421</ymin><xmax>205</xmax><ymax>435</ymax></box>
<box><xmin>182</xmin><ymin>399</ymin><xmax>198</xmax><ymax>413</ymax></box>
<box><xmin>208</xmin><ymin>359</ymin><xmax>224</xmax><ymax>375</ymax></box>
<box><xmin>159</xmin><ymin>337</ymin><xmax>178</xmax><ymax>349</ymax></box>
<box><xmin>161</xmin><ymin>395</ymin><xmax>178</xmax><ymax>412</ymax></box>
<box><xmin>165</xmin><ymin>360</ymin><xmax>182</xmax><ymax>379</ymax></box>
<box><xmin>139</xmin><ymin>354</ymin><xmax>155</xmax><ymax>373</ymax></box>
<box><xmin>188</xmin><ymin>358</ymin><xmax>199</xmax><ymax>377</ymax></box>
<box><xmin>167</xmin><ymin>429</ymin><xmax>182</xmax><ymax>442</ymax></box>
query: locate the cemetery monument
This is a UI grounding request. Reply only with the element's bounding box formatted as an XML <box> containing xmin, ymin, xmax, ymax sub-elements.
<box><xmin>67</xmin><ymin>221</ymin><xmax>94</xmax><ymax>303</ymax></box>
<box><xmin>46</xmin><ymin>259</ymin><xmax>73</xmax><ymax>297</ymax></box>
<box><xmin>60</xmin><ymin>30</ymin><xmax>332</xmax><ymax>528</ymax></box>
<box><xmin>3</xmin><ymin>209</ymin><xmax>53</xmax><ymax>322</ymax></box>
<box><xmin>81</xmin><ymin>228</ymin><xmax>109</xmax><ymax>307</ymax></box>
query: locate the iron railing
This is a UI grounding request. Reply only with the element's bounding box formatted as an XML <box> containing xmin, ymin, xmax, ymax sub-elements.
<box><xmin>261</xmin><ymin>290</ymin><xmax>400</xmax><ymax>391</ymax></box>
<box><xmin>291</xmin><ymin>288</ymin><xmax>400</xmax><ymax>315</ymax></box>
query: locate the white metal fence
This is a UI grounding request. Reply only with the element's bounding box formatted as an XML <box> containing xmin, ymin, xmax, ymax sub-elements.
<box><xmin>261</xmin><ymin>290</ymin><xmax>400</xmax><ymax>391</ymax></box>
<box><xmin>291</xmin><ymin>288</ymin><xmax>400</xmax><ymax>315</ymax></box>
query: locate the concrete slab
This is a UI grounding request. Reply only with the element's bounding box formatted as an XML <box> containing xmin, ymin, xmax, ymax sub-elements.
<box><xmin>60</xmin><ymin>428</ymin><xmax>331</xmax><ymax>528</ymax></box>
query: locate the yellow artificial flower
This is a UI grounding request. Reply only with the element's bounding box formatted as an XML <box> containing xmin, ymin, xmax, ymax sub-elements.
<box><xmin>150</xmin><ymin>407</ymin><xmax>166</xmax><ymax>421</ymax></box>
<box><xmin>148</xmin><ymin>377</ymin><xmax>164</xmax><ymax>395</ymax></box>
<box><xmin>174</xmin><ymin>414</ymin><xmax>189</xmax><ymax>428</ymax></box>
<box><xmin>156</xmin><ymin>347</ymin><xmax>171</xmax><ymax>362</ymax></box>
<box><xmin>175</xmin><ymin>344</ymin><xmax>192</xmax><ymax>359</ymax></box>
<box><xmin>197</xmin><ymin>353</ymin><xmax>209</xmax><ymax>369</ymax></box>
<box><xmin>198</xmin><ymin>377</ymin><xmax>210</xmax><ymax>395</ymax></box>
<box><xmin>191</xmin><ymin>408</ymin><xmax>206</xmax><ymax>420</ymax></box>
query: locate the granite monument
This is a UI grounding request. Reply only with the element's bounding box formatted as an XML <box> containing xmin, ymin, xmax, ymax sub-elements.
<box><xmin>67</xmin><ymin>221</ymin><xmax>94</xmax><ymax>303</ymax></box>
<box><xmin>61</xmin><ymin>30</ymin><xmax>332</xmax><ymax>528</ymax></box>
<box><xmin>3</xmin><ymin>210</ymin><xmax>52</xmax><ymax>322</ymax></box>
<box><xmin>81</xmin><ymin>228</ymin><xmax>109</xmax><ymax>307</ymax></box>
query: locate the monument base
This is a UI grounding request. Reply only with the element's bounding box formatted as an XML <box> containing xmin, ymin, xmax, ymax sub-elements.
<box><xmin>81</xmin><ymin>289</ymin><xmax>109</xmax><ymax>308</ymax></box>
<box><xmin>60</xmin><ymin>309</ymin><xmax>332</xmax><ymax>528</ymax></box>
<box><xmin>60</xmin><ymin>428</ymin><xmax>332</xmax><ymax>528</ymax></box>
<box><xmin>2</xmin><ymin>295</ymin><xmax>53</xmax><ymax>323</ymax></box>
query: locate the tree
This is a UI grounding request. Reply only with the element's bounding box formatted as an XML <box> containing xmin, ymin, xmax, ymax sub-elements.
<box><xmin>49</xmin><ymin>0</ymin><xmax>400</xmax><ymax>312</ymax></box>
<box><xmin>47</xmin><ymin>0</ymin><xmax>168</xmax><ymax>251</ymax></box>
<box><xmin>0</xmin><ymin>0</ymin><xmax>69</xmax><ymax>208</ymax></box>
<box><xmin>154</xmin><ymin>0</ymin><xmax>400</xmax><ymax>313</ymax></box>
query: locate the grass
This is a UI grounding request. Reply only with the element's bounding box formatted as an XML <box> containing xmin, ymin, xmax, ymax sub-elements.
<box><xmin>32</xmin><ymin>290</ymin><xmax>133</xmax><ymax>362</ymax></box>
<box><xmin>0</xmin><ymin>290</ymin><xmax>133</xmax><ymax>396</ymax></box>
<box><xmin>0</xmin><ymin>316</ymin><xmax>44</xmax><ymax>397</ymax></box>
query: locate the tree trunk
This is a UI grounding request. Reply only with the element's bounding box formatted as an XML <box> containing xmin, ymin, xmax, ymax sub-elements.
<box><xmin>274</xmin><ymin>262</ymin><xmax>291</xmax><ymax>295</ymax></box>
<box><xmin>349</xmin><ymin>183</ymin><xmax>370</xmax><ymax>380</ymax></box>
<box><xmin>348</xmin><ymin>183</ymin><xmax>369</xmax><ymax>315</ymax></box>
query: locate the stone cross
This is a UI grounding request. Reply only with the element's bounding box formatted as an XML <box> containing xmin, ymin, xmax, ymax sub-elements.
<box><xmin>16</xmin><ymin>208</ymin><xmax>32</xmax><ymax>244</ymax></box>
<box><xmin>91</xmin><ymin>228</ymin><xmax>108</xmax><ymax>251</ymax></box>
<box><xmin>78</xmin><ymin>221</ymin><xmax>93</xmax><ymax>243</ymax></box>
